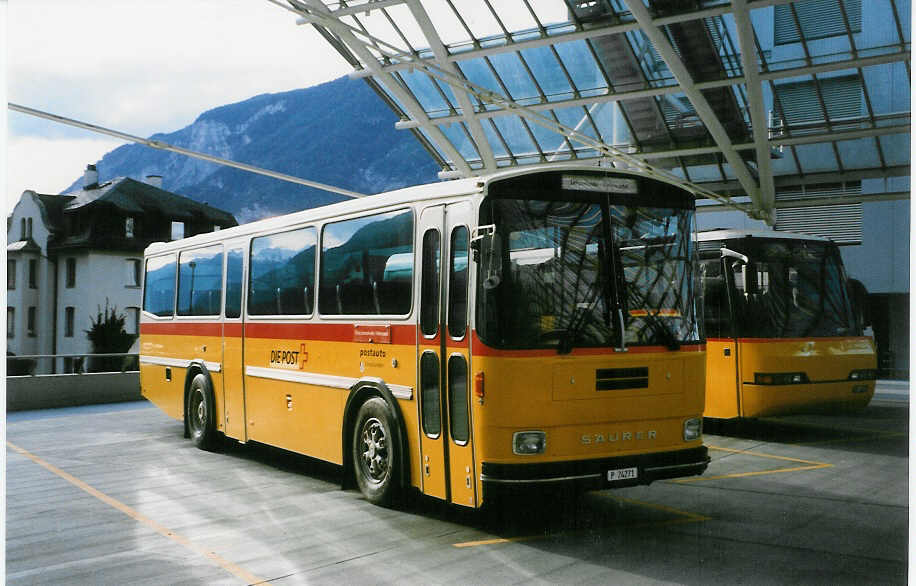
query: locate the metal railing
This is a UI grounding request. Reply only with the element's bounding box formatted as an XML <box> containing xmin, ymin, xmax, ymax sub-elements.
<box><xmin>7</xmin><ymin>352</ymin><xmax>140</xmax><ymax>376</ymax></box>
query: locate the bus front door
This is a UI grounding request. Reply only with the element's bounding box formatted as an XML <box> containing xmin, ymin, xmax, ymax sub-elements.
<box><xmin>703</xmin><ymin>257</ymin><xmax>741</xmax><ymax>419</ymax></box>
<box><xmin>417</xmin><ymin>203</ymin><xmax>478</xmax><ymax>507</ymax></box>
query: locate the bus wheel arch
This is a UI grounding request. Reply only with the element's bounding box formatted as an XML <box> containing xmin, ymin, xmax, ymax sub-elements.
<box><xmin>343</xmin><ymin>381</ymin><xmax>409</xmax><ymax>505</ymax></box>
<box><xmin>184</xmin><ymin>364</ymin><xmax>219</xmax><ymax>451</ymax></box>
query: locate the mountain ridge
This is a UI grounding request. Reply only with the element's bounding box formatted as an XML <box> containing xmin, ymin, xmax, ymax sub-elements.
<box><xmin>66</xmin><ymin>76</ymin><xmax>440</xmax><ymax>223</ymax></box>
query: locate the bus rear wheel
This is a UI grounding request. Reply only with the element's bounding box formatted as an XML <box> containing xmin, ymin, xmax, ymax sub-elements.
<box><xmin>187</xmin><ymin>373</ymin><xmax>217</xmax><ymax>451</ymax></box>
<box><xmin>353</xmin><ymin>397</ymin><xmax>401</xmax><ymax>506</ymax></box>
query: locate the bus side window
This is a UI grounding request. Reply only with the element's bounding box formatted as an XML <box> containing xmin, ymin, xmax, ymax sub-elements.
<box><xmin>177</xmin><ymin>245</ymin><xmax>223</xmax><ymax>316</ymax></box>
<box><xmin>320</xmin><ymin>210</ymin><xmax>413</xmax><ymax>316</ymax></box>
<box><xmin>249</xmin><ymin>227</ymin><xmax>316</xmax><ymax>316</ymax></box>
<box><xmin>143</xmin><ymin>255</ymin><xmax>177</xmax><ymax>317</ymax></box>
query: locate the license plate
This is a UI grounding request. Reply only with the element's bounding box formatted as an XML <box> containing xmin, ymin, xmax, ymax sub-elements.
<box><xmin>607</xmin><ymin>467</ymin><xmax>638</xmax><ymax>482</ymax></box>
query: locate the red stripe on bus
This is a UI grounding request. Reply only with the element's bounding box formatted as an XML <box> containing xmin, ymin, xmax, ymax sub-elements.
<box><xmin>471</xmin><ymin>333</ymin><xmax>703</xmax><ymax>357</ymax></box>
<box><xmin>736</xmin><ymin>336</ymin><xmax>873</xmax><ymax>343</ymax></box>
<box><xmin>140</xmin><ymin>322</ymin><xmax>222</xmax><ymax>336</ymax></box>
<box><xmin>142</xmin><ymin>321</ymin><xmax>418</xmax><ymax>343</ymax></box>
<box><xmin>244</xmin><ymin>322</ymin><xmax>417</xmax><ymax>344</ymax></box>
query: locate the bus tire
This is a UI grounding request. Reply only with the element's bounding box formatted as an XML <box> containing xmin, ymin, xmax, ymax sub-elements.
<box><xmin>352</xmin><ymin>397</ymin><xmax>401</xmax><ymax>506</ymax></box>
<box><xmin>187</xmin><ymin>373</ymin><xmax>218</xmax><ymax>451</ymax></box>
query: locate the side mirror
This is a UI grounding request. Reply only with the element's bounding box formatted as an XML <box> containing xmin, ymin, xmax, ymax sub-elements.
<box><xmin>471</xmin><ymin>224</ymin><xmax>502</xmax><ymax>289</ymax></box>
<box><xmin>720</xmin><ymin>246</ymin><xmax>748</xmax><ymax>264</ymax></box>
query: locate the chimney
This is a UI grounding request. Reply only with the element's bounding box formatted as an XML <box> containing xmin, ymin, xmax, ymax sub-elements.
<box><xmin>145</xmin><ymin>174</ymin><xmax>163</xmax><ymax>188</ymax></box>
<box><xmin>83</xmin><ymin>164</ymin><xmax>99</xmax><ymax>190</ymax></box>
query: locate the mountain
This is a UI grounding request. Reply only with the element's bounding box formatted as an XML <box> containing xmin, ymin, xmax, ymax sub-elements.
<box><xmin>66</xmin><ymin>76</ymin><xmax>440</xmax><ymax>223</ymax></box>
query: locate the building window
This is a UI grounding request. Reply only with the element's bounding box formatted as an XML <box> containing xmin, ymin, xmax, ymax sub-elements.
<box><xmin>27</xmin><ymin>218</ymin><xmax>33</xmax><ymax>239</ymax></box>
<box><xmin>171</xmin><ymin>221</ymin><xmax>185</xmax><ymax>241</ymax></box>
<box><xmin>125</xmin><ymin>307</ymin><xmax>140</xmax><ymax>335</ymax></box>
<box><xmin>125</xmin><ymin>217</ymin><xmax>135</xmax><ymax>238</ymax></box>
<box><xmin>774</xmin><ymin>0</ymin><xmax>861</xmax><ymax>45</ymax></box>
<box><xmin>8</xmin><ymin>260</ymin><xmax>16</xmax><ymax>290</ymax></box>
<box><xmin>66</xmin><ymin>258</ymin><xmax>76</xmax><ymax>288</ymax></box>
<box><xmin>127</xmin><ymin>259</ymin><xmax>141</xmax><ymax>287</ymax></box>
<box><xmin>29</xmin><ymin>259</ymin><xmax>37</xmax><ymax>289</ymax></box>
<box><xmin>774</xmin><ymin>74</ymin><xmax>864</xmax><ymax>127</ymax></box>
<box><xmin>65</xmin><ymin>307</ymin><xmax>75</xmax><ymax>337</ymax></box>
<box><xmin>27</xmin><ymin>307</ymin><xmax>36</xmax><ymax>337</ymax></box>
<box><xmin>7</xmin><ymin>307</ymin><xmax>14</xmax><ymax>338</ymax></box>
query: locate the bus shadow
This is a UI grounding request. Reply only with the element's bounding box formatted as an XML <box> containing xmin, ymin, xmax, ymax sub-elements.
<box><xmin>703</xmin><ymin>405</ymin><xmax>908</xmax><ymax>457</ymax></box>
<box><xmin>406</xmin><ymin>485</ymin><xmax>692</xmax><ymax>541</ymax></box>
<box><xmin>216</xmin><ymin>436</ymin><xmax>345</xmax><ymax>486</ymax></box>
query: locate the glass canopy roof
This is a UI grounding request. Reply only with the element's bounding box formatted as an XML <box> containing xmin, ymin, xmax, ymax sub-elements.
<box><xmin>273</xmin><ymin>0</ymin><xmax>910</xmax><ymax>222</ymax></box>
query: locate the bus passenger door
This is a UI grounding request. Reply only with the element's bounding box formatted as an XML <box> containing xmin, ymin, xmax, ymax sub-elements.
<box><xmin>702</xmin><ymin>257</ymin><xmax>741</xmax><ymax>419</ymax></box>
<box><xmin>416</xmin><ymin>203</ymin><xmax>477</xmax><ymax>507</ymax></box>
<box><xmin>222</xmin><ymin>245</ymin><xmax>247</xmax><ymax>441</ymax></box>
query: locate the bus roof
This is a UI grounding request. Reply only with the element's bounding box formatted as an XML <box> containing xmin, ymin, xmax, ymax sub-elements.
<box><xmin>697</xmin><ymin>229</ymin><xmax>834</xmax><ymax>244</ymax></box>
<box><xmin>146</xmin><ymin>163</ymin><xmax>695</xmax><ymax>256</ymax></box>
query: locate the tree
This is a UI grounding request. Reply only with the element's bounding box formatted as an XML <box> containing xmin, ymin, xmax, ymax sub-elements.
<box><xmin>85</xmin><ymin>300</ymin><xmax>136</xmax><ymax>372</ymax></box>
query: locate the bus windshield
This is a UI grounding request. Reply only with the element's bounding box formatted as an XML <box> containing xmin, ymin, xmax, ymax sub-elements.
<box><xmin>476</xmin><ymin>196</ymin><xmax>698</xmax><ymax>351</ymax></box>
<box><xmin>729</xmin><ymin>238</ymin><xmax>857</xmax><ymax>338</ymax></box>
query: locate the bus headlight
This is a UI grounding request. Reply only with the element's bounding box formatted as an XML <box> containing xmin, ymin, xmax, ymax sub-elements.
<box><xmin>513</xmin><ymin>431</ymin><xmax>546</xmax><ymax>455</ymax></box>
<box><xmin>754</xmin><ymin>372</ymin><xmax>809</xmax><ymax>385</ymax></box>
<box><xmin>684</xmin><ymin>417</ymin><xmax>703</xmax><ymax>442</ymax></box>
<box><xmin>848</xmin><ymin>369</ymin><xmax>877</xmax><ymax>381</ymax></box>
<box><xmin>683</xmin><ymin>418</ymin><xmax>702</xmax><ymax>441</ymax></box>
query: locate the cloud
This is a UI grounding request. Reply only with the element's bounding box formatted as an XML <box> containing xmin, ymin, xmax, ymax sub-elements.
<box><xmin>6</xmin><ymin>135</ymin><xmax>126</xmax><ymax>213</ymax></box>
<box><xmin>5</xmin><ymin>0</ymin><xmax>353</xmax><ymax>214</ymax></box>
<box><xmin>6</xmin><ymin>0</ymin><xmax>351</xmax><ymax>136</ymax></box>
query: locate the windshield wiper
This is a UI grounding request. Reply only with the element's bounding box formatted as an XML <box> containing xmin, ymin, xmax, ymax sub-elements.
<box><xmin>641</xmin><ymin>309</ymin><xmax>681</xmax><ymax>350</ymax></box>
<box><xmin>555</xmin><ymin>297</ymin><xmax>601</xmax><ymax>355</ymax></box>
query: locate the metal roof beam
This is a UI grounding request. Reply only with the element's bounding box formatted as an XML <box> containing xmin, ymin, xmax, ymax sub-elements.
<box><xmin>622</xmin><ymin>0</ymin><xmax>769</xmax><ymax>222</ymax></box>
<box><xmin>8</xmin><ymin>103</ymin><xmax>368</xmax><ymax>199</ymax></box>
<box><xmin>696</xmin><ymin>165</ymin><xmax>910</xmax><ymax>196</ymax></box>
<box><xmin>279</xmin><ymin>0</ymin><xmax>473</xmax><ymax>175</ymax></box>
<box><xmin>352</xmin><ymin>0</ymin><xmax>801</xmax><ymax>75</ymax></box>
<box><xmin>390</xmin><ymin>48</ymin><xmax>910</xmax><ymax>129</ymax></box>
<box><xmin>733</xmin><ymin>0</ymin><xmax>774</xmax><ymax>216</ymax></box>
<box><xmin>403</xmin><ymin>0</ymin><xmax>498</xmax><ymax>170</ymax></box>
<box><xmin>329</xmin><ymin>0</ymin><xmax>407</xmax><ymax>18</ymax></box>
<box><xmin>697</xmin><ymin>190</ymin><xmax>909</xmax><ymax>212</ymax></box>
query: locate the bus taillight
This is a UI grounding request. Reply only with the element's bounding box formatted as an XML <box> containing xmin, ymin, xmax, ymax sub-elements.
<box><xmin>475</xmin><ymin>372</ymin><xmax>485</xmax><ymax>404</ymax></box>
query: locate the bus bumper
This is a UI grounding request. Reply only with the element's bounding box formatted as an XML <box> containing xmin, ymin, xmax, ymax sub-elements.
<box><xmin>480</xmin><ymin>446</ymin><xmax>709</xmax><ymax>493</ymax></box>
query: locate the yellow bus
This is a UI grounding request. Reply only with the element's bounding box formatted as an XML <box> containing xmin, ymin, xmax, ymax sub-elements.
<box><xmin>140</xmin><ymin>165</ymin><xmax>709</xmax><ymax>508</ymax></box>
<box><xmin>698</xmin><ymin>229</ymin><xmax>877</xmax><ymax>419</ymax></box>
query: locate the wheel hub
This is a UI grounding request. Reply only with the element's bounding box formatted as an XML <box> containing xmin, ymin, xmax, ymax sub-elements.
<box><xmin>360</xmin><ymin>418</ymin><xmax>388</xmax><ymax>483</ymax></box>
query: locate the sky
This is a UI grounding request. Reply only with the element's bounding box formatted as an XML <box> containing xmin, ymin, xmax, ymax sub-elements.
<box><xmin>3</xmin><ymin>0</ymin><xmax>354</xmax><ymax>215</ymax></box>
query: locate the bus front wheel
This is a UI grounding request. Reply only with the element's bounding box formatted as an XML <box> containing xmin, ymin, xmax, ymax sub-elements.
<box><xmin>352</xmin><ymin>397</ymin><xmax>401</xmax><ymax>506</ymax></box>
<box><xmin>187</xmin><ymin>373</ymin><xmax>218</xmax><ymax>451</ymax></box>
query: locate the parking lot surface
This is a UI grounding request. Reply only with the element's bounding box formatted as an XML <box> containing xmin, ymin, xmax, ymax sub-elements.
<box><xmin>6</xmin><ymin>390</ymin><xmax>908</xmax><ymax>584</ymax></box>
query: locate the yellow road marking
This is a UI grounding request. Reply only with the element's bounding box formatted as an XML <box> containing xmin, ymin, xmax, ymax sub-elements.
<box><xmin>7</xmin><ymin>441</ymin><xmax>264</xmax><ymax>585</ymax></box>
<box><xmin>672</xmin><ymin>444</ymin><xmax>831</xmax><ymax>483</ymax></box>
<box><xmin>452</xmin><ymin>495</ymin><xmax>709</xmax><ymax>547</ymax></box>
<box><xmin>453</xmin><ymin>536</ymin><xmax>540</xmax><ymax>548</ymax></box>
